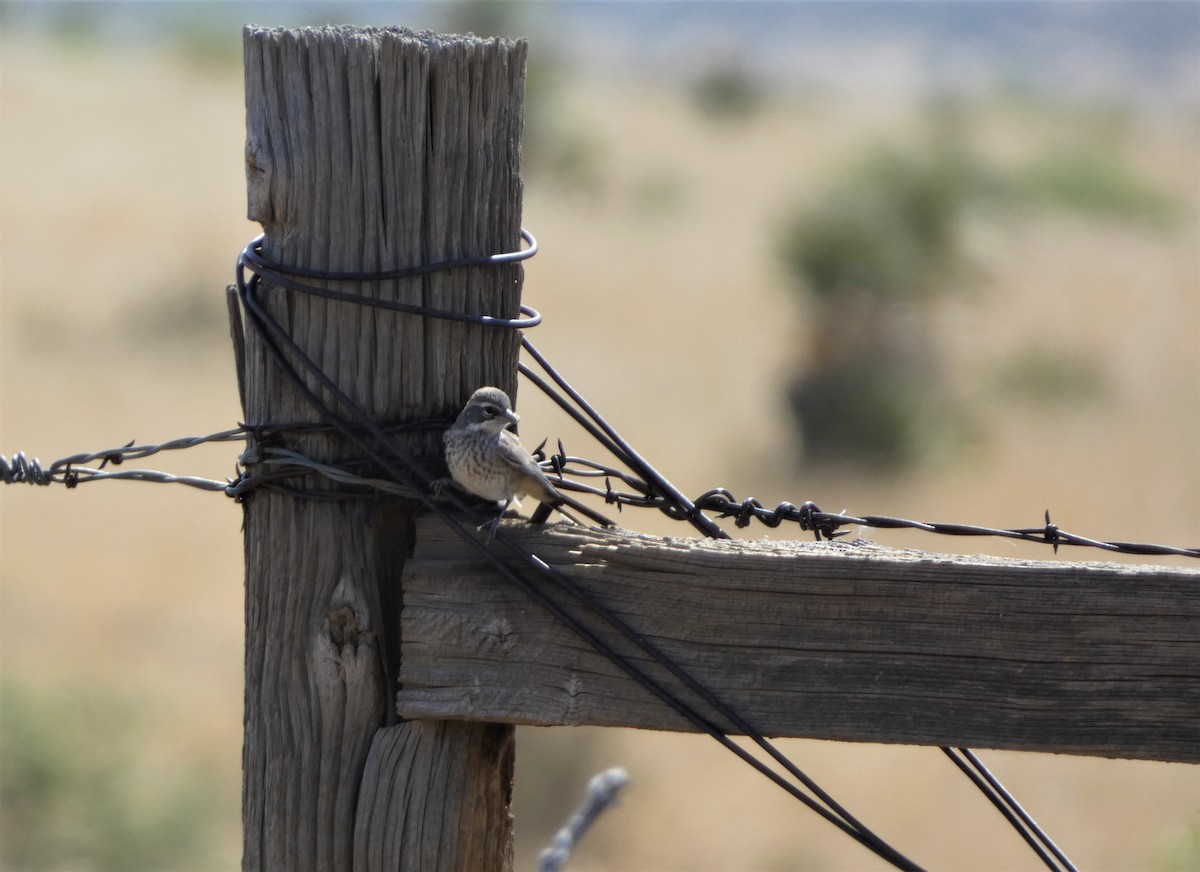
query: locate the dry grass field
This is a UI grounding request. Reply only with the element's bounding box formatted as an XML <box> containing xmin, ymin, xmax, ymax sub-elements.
<box><xmin>2</xmin><ymin>16</ymin><xmax>1197</xmax><ymax>872</ymax></box>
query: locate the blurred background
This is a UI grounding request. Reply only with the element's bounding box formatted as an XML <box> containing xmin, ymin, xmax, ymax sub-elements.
<box><xmin>1</xmin><ymin>2</ymin><xmax>1197</xmax><ymax>870</ymax></box>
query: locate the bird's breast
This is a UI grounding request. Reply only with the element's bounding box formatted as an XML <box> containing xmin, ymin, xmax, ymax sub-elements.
<box><xmin>444</xmin><ymin>430</ymin><xmax>519</xmax><ymax>502</ymax></box>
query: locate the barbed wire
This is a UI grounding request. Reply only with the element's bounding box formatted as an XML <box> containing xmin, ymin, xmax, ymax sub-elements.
<box><xmin>516</xmin><ymin>337</ymin><xmax>1079</xmax><ymax>872</ymax></box>
<box><xmin>4</xmin><ymin>224</ymin><xmax>1188</xmax><ymax>872</ymax></box>
<box><xmin>1</xmin><ymin>420</ymin><xmax>447</xmax><ymax>498</ymax></box>
<box><xmin>538</xmin><ymin>453</ymin><xmax>1200</xmax><ymax>560</ymax></box>
<box><xmin>232</xmin><ymin>228</ymin><xmax>928</xmax><ymax>869</ymax></box>
<box><xmin>4</xmin><ymin>432</ymin><xmax>1197</xmax><ymax>561</ymax></box>
<box><xmin>0</xmin><ymin>393</ymin><xmax>1174</xmax><ymax>872</ymax></box>
<box><xmin>0</xmin><ymin>429</ymin><xmax>244</xmax><ymax>491</ymax></box>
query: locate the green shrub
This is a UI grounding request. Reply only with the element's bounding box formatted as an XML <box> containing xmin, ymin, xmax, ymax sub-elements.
<box><xmin>994</xmin><ymin>342</ymin><xmax>1110</xmax><ymax>407</ymax></box>
<box><xmin>692</xmin><ymin>63</ymin><xmax>764</xmax><ymax>122</ymax></box>
<box><xmin>778</xmin><ymin>144</ymin><xmax>974</xmax><ymax>302</ymax></box>
<box><xmin>1017</xmin><ymin>142</ymin><xmax>1180</xmax><ymax>227</ymax></box>
<box><xmin>1155</xmin><ymin>822</ymin><xmax>1200</xmax><ymax>872</ymax></box>
<box><xmin>1</xmin><ymin>682</ymin><xmax>233</xmax><ymax>871</ymax></box>
<box><xmin>776</xmin><ymin>133</ymin><xmax>981</xmax><ymax>471</ymax></box>
<box><xmin>787</xmin><ymin>356</ymin><xmax>938</xmax><ymax>472</ymax></box>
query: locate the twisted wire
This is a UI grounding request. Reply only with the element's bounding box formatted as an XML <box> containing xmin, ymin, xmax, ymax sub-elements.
<box><xmin>6</xmin><ymin>429</ymin><xmax>1196</xmax><ymax>566</ymax></box>
<box><xmin>538</xmin><ymin>455</ymin><xmax>1200</xmax><ymax>560</ymax></box>
<box><xmin>11</xmin><ymin>223</ymin><xmax>1186</xmax><ymax>871</ymax></box>
<box><xmin>237</xmin><ymin>230</ymin><xmax>542</xmax><ymax>329</ymax></box>
<box><xmin>1</xmin><ymin>429</ymin><xmax>245</xmax><ymax>491</ymax></box>
<box><xmin>517</xmin><ymin>380</ymin><xmax>1081</xmax><ymax>872</ymax></box>
<box><xmin>233</xmin><ymin>230</ymin><xmax>925</xmax><ymax>870</ymax></box>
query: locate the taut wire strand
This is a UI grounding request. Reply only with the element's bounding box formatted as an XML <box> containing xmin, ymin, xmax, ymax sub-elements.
<box><xmin>12</xmin><ymin>227</ymin><xmax>1195</xmax><ymax>871</ymax></box>
<box><xmin>943</xmin><ymin>748</ymin><xmax>1077</xmax><ymax>872</ymax></box>
<box><xmin>4</xmin><ymin>428</ymin><xmax>1194</xmax><ymax>558</ymax></box>
<box><xmin>237</xmin><ymin>230</ymin><xmax>542</xmax><ymax>328</ymax></box>
<box><xmin>515</xmin><ymin>349</ymin><xmax>1082</xmax><ymax>872</ymax></box>
<box><xmin>232</xmin><ymin>230</ymin><xmax>926</xmax><ymax>870</ymax></box>
<box><xmin>520</xmin><ymin>337</ymin><xmax>728</xmax><ymax>539</ymax></box>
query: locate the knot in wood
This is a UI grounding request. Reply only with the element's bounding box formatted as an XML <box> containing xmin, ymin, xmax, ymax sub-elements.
<box><xmin>477</xmin><ymin>617</ymin><xmax>515</xmax><ymax>652</ymax></box>
<box><xmin>328</xmin><ymin>604</ymin><xmax>368</xmax><ymax>648</ymax></box>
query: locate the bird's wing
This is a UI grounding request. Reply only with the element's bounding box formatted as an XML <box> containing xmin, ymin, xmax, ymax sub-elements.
<box><xmin>497</xmin><ymin>431</ymin><xmax>559</xmax><ymax>498</ymax></box>
<box><xmin>498</xmin><ymin>431</ymin><xmax>613</xmax><ymax>526</ymax></box>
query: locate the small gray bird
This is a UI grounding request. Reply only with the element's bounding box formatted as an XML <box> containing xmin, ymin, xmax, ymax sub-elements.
<box><xmin>442</xmin><ymin>386</ymin><xmax>610</xmax><ymax>527</ymax></box>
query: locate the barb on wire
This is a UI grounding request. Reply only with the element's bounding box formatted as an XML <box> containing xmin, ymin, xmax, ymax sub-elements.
<box><xmin>234</xmin><ymin>230</ymin><xmax>926</xmax><ymax>871</ymax></box>
<box><xmin>515</xmin><ymin>368</ymin><xmax>1081</xmax><ymax>872</ymax></box>
<box><xmin>0</xmin><ymin>417</ymin><xmax>449</xmax><ymax>500</ymax></box>
<box><xmin>7</xmin><ymin>226</ymin><xmax>1178</xmax><ymax>872</ymax></box>
<box><xmin>520</xmin><ymin>338</ymin><xmax>727</xmax><ymax>539</ymax></box>
<box><xmin>529</xmin><ymin>451</ymin><xmax>1200</xmax><ymax>560</ymax></box>
<box><xmin>2</xmin><ymin>428</ymin><xmax>247</xmax><ymax>492</ymax></box>
<box><xmin>5</xmin><ymin>424</ymin><xmax>1194</xmax><ymax>559</ymax></box>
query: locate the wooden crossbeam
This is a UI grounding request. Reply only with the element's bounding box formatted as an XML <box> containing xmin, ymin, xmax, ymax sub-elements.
<box><xmin>398</xmin><ymin>517</ymin><xmax>1200</xmax><ymax>763</ymax></box>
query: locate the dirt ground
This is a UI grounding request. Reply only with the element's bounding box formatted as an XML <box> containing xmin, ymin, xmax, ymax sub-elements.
<box><xmin>2</xmin><ymin>28</ymin><xmax>1197</xmax><ymax>872</ymax></box>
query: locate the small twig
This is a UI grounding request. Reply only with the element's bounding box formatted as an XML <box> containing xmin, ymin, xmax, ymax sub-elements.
<box><xmin>537</xmin><ymin>768</ymin><xmax>630</xmax><ymax>872</ymax></box>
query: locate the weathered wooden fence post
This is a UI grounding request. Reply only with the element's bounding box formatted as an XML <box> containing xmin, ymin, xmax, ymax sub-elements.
<box><xmin>237</xmin><ymin>25</ymin><xmax>526</xmax><ymax>870</ymax></box>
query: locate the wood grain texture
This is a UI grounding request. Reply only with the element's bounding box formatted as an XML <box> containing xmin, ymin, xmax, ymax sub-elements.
<box><xmin>352</xmin><ymin>721</ymin><xmax>515</xmax><ymax>872</ymax></box>
<box><xmin>399</xmin><ymin>518</ymin><xmax>1200</xmax><ymax>763</ymax></box>
<box><xmin>240</xmin><ymin>26</ymin><xmax>526</xmax><ymax>871</ymax></box>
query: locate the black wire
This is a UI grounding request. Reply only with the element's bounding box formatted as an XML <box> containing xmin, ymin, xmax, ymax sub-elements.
<box><xmin>942</xmin><ymin>749</ymin><xmax>1068</xmax><ymax>872</ymax></box>
<box><xmin>523</xmin><ymin>460</ymin><xmax>1199</xmax><ymax>558</ymax></box>
<box><xmin>236</xmin><ymin>254</ymin><xmax>925</xmax><ymax>871</ymax></box>
<box><xmin>947</xmin><ymin>748</ymin><xmax>1078</xmax><ymax>872</ymax></box>
<box><xmin>515</xmin><ymin>353</ymin><xmax>1079</xmax><ymax>872</ymax></box>
<box><xmin>486</xmin><ymin>528</ymin><xmax>921</xmax><ymax>867</ymax></box>
<box><xmin>237</xmin><ymin>232</ymin><xmax>543</xmax><ymax>329</ymax></box>
<box><xmin>235</xmin><ymin>234</ymin><xmax>1087</xmax><ymax>872</ymax></box>
<box><xmin>517</xmin><ymin>344</ymin><xmax>934</xmax><ymax>864</ymax></box>
<box><xmin>697</xmin><ymin>497</ymin><xmax>1200</xmax><ymax>559</ymax></box>
<box><xmin>521</xmin><ymin>337</ymin><xmax>727</xmax><ymax>539</ymax></box>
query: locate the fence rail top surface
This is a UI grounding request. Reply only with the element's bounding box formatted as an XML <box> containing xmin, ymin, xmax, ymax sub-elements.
<box><xmin>398</xmin><ymin>517</ymin><xmax>1199</xmax><ymax>764</ymax></box>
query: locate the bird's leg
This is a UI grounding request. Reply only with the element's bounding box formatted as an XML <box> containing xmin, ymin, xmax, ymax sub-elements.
<box><xmin>479</xmin><ymin>498</ymin><xmax>512</xmax><ymax>539</ymax></box>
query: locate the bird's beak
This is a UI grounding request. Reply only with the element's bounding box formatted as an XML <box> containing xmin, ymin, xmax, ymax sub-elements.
<box><xmin>503</xmin><ymin>409</ymin><xmax>520</xmax><ymax>427</ymax></box>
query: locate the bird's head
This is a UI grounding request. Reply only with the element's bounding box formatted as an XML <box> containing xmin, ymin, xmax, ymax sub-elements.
<box><xmin>456</xmin><ymin>386</ymin><xmax>520</xmax><ymax>433</ymax></box>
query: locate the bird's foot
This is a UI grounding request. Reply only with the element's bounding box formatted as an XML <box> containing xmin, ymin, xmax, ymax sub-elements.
<box><xmin>475</xmin><ymin>499</ymin><xmax>513</xmax><ymax>540</ymax></box>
